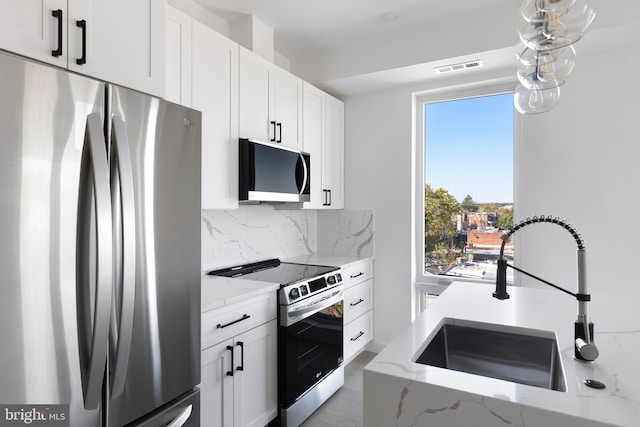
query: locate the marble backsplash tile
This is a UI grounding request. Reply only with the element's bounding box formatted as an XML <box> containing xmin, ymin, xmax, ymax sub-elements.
<box><xmin>201</xmin><ymin>207</ymin><xmax>374</xmax><ymax>271</ymax></box>
<box><xmin>201</xmin><ymin>206</ymin><xmax>317</xmax><ymax>271</ymax></box>
<box><xmin>317</xmin><ymin>209</ymin><xmax>374</xmax><ymax>257</ymax></box>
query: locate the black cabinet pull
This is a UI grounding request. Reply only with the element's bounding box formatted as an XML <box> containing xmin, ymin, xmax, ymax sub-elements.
<box><xmin>236</xmin><ymin>341</ymin><xmax>245</xmax><ymax>371</ymax></box>
<box><xmin>270</xmin><ymin>121</ymin><xmax>277</xmax><ymax>142</ymax></box>
<box><xmin>76</xmin><ymin>20</ymin><xmax>87</xmax><ymax>65</ymax></box>
<box><xmin>51</xmin><ymin>9</ymin><xmax>63</xmax><ymax>57</ymax></box>
<box><xmin>226</xmin><ymin>345</ymin><xmax>234</xmax><ymax>376</ymax></box>
<box><xmin>276</xmin><ymin>122</ymin><xmax>282</xmax><ymax>143</ymax></box>
<box><xmin>328</xmin><ymin>189</ymin><xmax>332</xmax><ymax>206</ymax></box>
<box><xmin>350</xmin><ymin>272</ymin><xmax>364</xmax><ymax>279</ymax></box>
<box><xmin>322</xmin><ymin>189</ymin><xmax>328</xmax><ymax>206</ymax></box>
<box><xmin>350</xmin><ymin>331</ymin><xmax>365</xmax><ymax>342</ymax></box>
<box><xmin>350</xmin><ymin>298</ymin><xmax>364</xmax><ymax>307</ymax></box>
<box><xmin>216</xmin><ymin>314</ymin><xmax>250</xmax><ymax>329</ymax></box>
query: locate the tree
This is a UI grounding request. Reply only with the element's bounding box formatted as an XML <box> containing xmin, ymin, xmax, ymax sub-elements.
<box><xmin>424</xmin><ymin>184</ymin><xmax>460</xmax><ymax>253</ymax></box>
<box><xmin>497</xmin><ymin>209</ymin><xmax>514</xmax><ymax>229</ymax></box>
<box><xmin>461</xmin><ymin>194</ymin><xmax>478</xmax><ymax>212</ymax></box>
<box><xmin>483</xmin><ymin>202</ymin><xmax>499</xmax><ymax>213</ymax></box>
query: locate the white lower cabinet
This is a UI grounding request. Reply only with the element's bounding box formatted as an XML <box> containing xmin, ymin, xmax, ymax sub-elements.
<box><xmin>341</xmin><ymin>259</ymin><xmax>374</xmax><ymax>362</ymax></box>
<box><xmin>201</xmin><ymin>295</ymin><xmax>277</xmax><ymax>427</ymax></box>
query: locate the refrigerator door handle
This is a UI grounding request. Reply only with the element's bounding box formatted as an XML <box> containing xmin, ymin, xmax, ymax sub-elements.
<box><xmin>166</xmin><ymin>404</ymin><xmax>193</xmax><ymax>427</ymax></box>
<box><xmin>76</xmin><ymin>113</ymin><xmax>113</xmax><ymax>410</ymax></box>
<box><xmin>109</xmin><ymin>116</ymin><xmax>137</xmax><ymax>398</ymax></box>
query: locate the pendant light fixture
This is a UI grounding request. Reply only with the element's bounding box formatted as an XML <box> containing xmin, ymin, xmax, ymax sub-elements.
<box><xmin>514</xmin><ymin>0</ymin><xmax>595</xmax><ymax>114</ymax></box>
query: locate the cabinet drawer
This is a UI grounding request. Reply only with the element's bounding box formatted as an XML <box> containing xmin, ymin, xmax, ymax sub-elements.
<box><xmin>341</xmin><ymin>259</ymin><xmax>372</xmax><ymax>288</ymax></box>
<box><xmin>344</xmin><ymin>279</ymin><xmax>373</xmax><ymax>324</ymax></box>
<box><xmin>202</xmin><ymin>293</ymin><xmax>277</xmax><ymax>350</ymax></box>
<box><xmin>344</xmin><ymin>310</ymin><xmax>373</xmax><ymax>362</ymax></box>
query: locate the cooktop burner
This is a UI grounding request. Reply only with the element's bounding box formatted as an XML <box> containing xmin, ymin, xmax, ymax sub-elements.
<box><xmin>208</xmin><ymin>258</ymin><xmax>338</xmax><ymax>286</ymax></box>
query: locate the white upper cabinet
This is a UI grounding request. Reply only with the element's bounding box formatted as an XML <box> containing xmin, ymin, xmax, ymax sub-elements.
<box><xmin>192</xmin><ymin>21</ymin><xmax>239</xmax><ymax>210</ymax></box>
<box><xmin>303</xmin><ymin>83</ymin><xmax>344</xmax><ymax>209</ymax></box>
<box><xmin>324</xmin><ymin>94</ymin><xmax>345</xmax><ymax>209</ymax></box>
<box><xmin>0</xmin><ymin>0</ymin><xmax>68</xmax><ymax>68</ymax></box>
<box><xmin>0</xmin><ymin>0</ymin><xmax>164</xmax><ymax>96</ymax></box>
<box><xmin>165</xmin><ymin>6</ymin><xmax>192</xmax><ymax>106</ymax></box>
<box><xmin>165</xmin><ymin>6</ymin><xmax>239</xmax><ymax>210</ymax></box>
<box><xmin>302</xmin><ymin>83</ymin><xmax>326</xmax><ymax>209</ymax></box>
<box><xmin>273</xmin><ymin>67</ymin><xmax>303</xmax><ymax>150</ymax></box>
<box><xmin>239</xmin><ymin>47</ymin><xmax>302</xmax><ymax>150</ymax></box>
<box><xmin>67</xmin><ymin>0</ymin><xmax>164</xmax><ymax>96</ymax></box>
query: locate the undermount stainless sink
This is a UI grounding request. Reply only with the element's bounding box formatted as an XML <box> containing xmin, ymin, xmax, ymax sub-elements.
<box><xmin>415</xmin><ymin>319</ymin><xmax>566</xmax><ymax>392</ymax></box>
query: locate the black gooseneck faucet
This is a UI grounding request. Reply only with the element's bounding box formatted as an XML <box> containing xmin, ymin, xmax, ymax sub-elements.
<box><xmin>494</xmin><ymin>215</ymin><xmax>599</xmax><ymax>362</ymax></box>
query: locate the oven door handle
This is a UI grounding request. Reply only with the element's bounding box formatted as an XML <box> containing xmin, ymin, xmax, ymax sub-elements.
<box><xmin>287</xmin><ymin>289</ymin><xmax>344</xmax><ymax>318</ymax></box>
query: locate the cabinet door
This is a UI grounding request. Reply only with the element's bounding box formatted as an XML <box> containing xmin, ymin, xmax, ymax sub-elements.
<box><xmin>0</xmin><ymin>0</ymin><xmax>67</xmax><ymax>67</ymax></box>
<box><xmin>302</xmin><ymin>83</ymin><xmax>326</xmax><ymax>209</ymax></box>
<box><xmin>324</xmin><ymin>94</ymin><xmax>345</xmax><ymax>209</ymax></box>
<box><xmin>238</xmin><ymin>46</ymin><xmax>275</xmax><ymax>142</ymax></box>
<box><xmin>274</xmin><ymin>68</ymin><xmax>303</xmax><ymax>150</ymax></box>
<box><xmin>67</xmin><ymin>0</ymin><xmax>164</xmax><ymax>96</ymax></box>
<box><xmin>233</xmin><ymin>320</ymin><xmax>278</xmax><ymax>427</ymax></box>
<box><xmin>165</xmin><ymin>6</ymin><xmax>192</xmax><ymax>106</ymax></box>
<box><xmin>192</xmin><ymin>21</ymin><xmax>239</xmax><ymax>209</ymax></box>
<box><xmin>201</xmin><ymin>340</ymin><xmax>235</xmax><ymax>427</ymax></box>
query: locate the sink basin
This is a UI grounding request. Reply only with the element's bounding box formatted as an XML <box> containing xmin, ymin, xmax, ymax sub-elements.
<box><xmin>415</xmin><ymin>319</ymin><xmax>566</xmax><ymax>392</ymax></box>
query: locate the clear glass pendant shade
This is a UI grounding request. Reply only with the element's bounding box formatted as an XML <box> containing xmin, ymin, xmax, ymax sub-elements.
<box><xmin>514</xmin><ymin>84</ymin><xmax>561</xmax><ymax>114</ymax></box>
<box><xmin>521</xmin><ymin>0</ymin><xmax>576</xmax><ymax>22</ymax></box>
<box><xmin>517</xmin><ymin>46</ymin><xmax>576</xmax><ymax>89</ymax></box>
<box><xmin>518</xmin><ymin>1</ymin><xmax>595</xmax><ymax>51</ymax></box>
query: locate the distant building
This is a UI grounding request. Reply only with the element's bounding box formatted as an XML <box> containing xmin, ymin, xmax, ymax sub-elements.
<box><xmin>466</xmin><ymin>230</ymin><xmax>514</xmax><ymax>260</ymax></box>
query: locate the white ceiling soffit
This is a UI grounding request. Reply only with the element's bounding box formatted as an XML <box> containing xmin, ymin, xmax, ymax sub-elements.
<box><xmin>319</xmin><ymin>47</ymin><xmax>517</xmax><ymax>97</ymax></box>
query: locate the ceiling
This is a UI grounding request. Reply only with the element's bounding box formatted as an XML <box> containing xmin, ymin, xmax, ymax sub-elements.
<box><xmin>189</xmin><ymin>0</ymin><xmax>640</xmax><ymax>96</ymax></box>
<box><xmin>192</xmin><ymin>0</ymin><xmax>509</xmax><ymax>58</ymax></box>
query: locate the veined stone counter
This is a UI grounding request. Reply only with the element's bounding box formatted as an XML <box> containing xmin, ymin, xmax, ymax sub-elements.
<box><xmin>364</xmin><ymin>282</ymin><xmax>640</xmax><ymax>427</ymax></box>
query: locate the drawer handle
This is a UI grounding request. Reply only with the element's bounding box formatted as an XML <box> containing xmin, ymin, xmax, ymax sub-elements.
<box><xmin>350</xmin><ymin>272</ymin><xmax>364</xmax><ymax>279</ymax></box>
<box><xmin>350</xmin><ymin>331</ymin><xmax>365</xmax><ymax>342</ymax></box>
<box><xmin>217</xmin><ymin>314</ymin><xmax>250</xmax><ymax>329</ymax></box>
<box><xmin>226</xmin><ymin>345</ymin><xmax>234</xmax><ymax>376</ymax></box>
<box><xmin>350</xmin><ymin>298</ymin><xmax>365</xmax><ymax>307</ymax></box>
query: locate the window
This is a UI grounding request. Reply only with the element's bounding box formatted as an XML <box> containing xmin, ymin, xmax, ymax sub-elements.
<box><xmin>414</xmin><ymin>80</ymin><xmax>519</xmax><ymax>312</ymax></box>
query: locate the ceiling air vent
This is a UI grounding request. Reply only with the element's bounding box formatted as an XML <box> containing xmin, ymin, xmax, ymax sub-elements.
<box><xmin>434</xmin><ymin>60</ymin><xmax>483</xmax><ymax>74</ymax></box>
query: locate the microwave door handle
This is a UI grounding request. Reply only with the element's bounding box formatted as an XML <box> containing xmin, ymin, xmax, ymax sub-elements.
<box><xmin>298</xmin><ymin>153</ymin><xmax>308</xmax><ymax>196</ymax></box>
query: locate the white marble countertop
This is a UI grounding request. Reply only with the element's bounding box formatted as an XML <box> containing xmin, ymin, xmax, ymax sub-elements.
<box><xmin>201</xmin><ymin>254</ymin><xmax>373</xmax><ymax>313</ymax></box>
<box><xmin>201</xmin><ymin>274</ymin><xmax>280</xmax><ymax>313</ymax></box>
<box><xmin>363</xmin><ymin>282</ymin><xmax>640</xmax><ymax>427</ymax></box>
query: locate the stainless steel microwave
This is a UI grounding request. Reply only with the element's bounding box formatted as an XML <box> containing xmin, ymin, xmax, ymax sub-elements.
<box><xmin>239</xmin><ymin>138</ymin><xmax>311</xmax><ymax>203</ymax></box>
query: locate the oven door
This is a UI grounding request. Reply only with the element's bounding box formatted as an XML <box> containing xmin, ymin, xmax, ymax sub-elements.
<box><xmin>278</xmin><ymin>289</ymin><xmax>344</xmax><ymax>408</ymax></box>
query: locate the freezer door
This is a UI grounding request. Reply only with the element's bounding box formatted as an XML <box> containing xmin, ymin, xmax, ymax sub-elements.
<box><xmin>128</xmin><ymin>389</ymin><xmax>200</xmax><ymax>427</ymax></box>
<box><xmin>0</xmin><ymin>52</ymin><xmax>105</xmax><ymax>426</ymax></box>
<box><xmin>107</xmin><ymin>85</ymin><xmax>202</xmax><ymax>426</ymax></box>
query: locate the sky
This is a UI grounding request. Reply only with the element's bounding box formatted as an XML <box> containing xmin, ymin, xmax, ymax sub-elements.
<box><xmin>424</xmin><ymin>93</ymin><xmax>514</xmax><ymax>204</ymax></box>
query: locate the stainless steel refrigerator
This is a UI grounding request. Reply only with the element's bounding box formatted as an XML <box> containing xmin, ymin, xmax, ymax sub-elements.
<box><xmin>0</xmin><ymin>51</ymin><xmax>201</xmax><ymax>426</ymax></box>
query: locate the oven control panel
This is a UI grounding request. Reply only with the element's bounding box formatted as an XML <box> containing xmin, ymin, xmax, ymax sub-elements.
<box><xmin>280</xmin><ymin>271</ymin><xmax>343</xmax><ymax>305</ymax></box>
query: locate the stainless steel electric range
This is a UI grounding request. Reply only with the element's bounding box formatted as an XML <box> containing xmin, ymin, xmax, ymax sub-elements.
<box><xmin>208</xmin><ymin>259</ymin><xmax>345</xmax><ymax>427</ymax></box>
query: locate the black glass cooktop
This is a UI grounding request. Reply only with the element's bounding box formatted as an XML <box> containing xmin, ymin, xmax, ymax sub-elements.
<box><xmin>208</xmin><ymin>258</ymin><xmax>337</xmax><ymax>286</ymax></box>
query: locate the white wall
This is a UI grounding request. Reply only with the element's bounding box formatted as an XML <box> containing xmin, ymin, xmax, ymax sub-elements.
<box><xmin>344</xmin><ymin>35</ymin><xmax>640</xmax><ymax>348</ymax></box>
<box><xmin>344</xmin><ymin>88</ymin><xmax>416</xmax><ymax>347</ymax></box>
<box><xmin>517</xmin><ymin>34</ymin><xmax>640</xmax><ymax>306</ymax></box>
